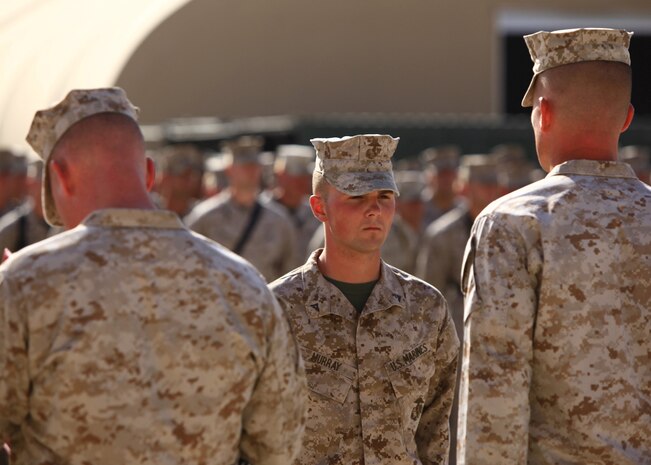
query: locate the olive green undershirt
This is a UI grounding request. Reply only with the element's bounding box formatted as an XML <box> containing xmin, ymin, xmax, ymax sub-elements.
<box><xmin>324</xmin><ymin>276</ymin><xmax>379</xmax><ymax>313</ymax></box>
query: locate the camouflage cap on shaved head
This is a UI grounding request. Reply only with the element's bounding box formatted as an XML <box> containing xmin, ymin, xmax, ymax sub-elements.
<box><xmin>25</xmin><ymin>87</ymin><xmax>140</xmax><ymax>226</ymax></box>
<box><xmin>311</xmin><ymin>134</ymin><xmax>400</xmax><ymax>196</ymax></box>
<box><xmin>274</xmin><ymin>145</ymin><xmax>315</xmax><ymax>176</ymax></box>
<box><xmin>221</xmin><ymin>135</ymin><xmax>264</xmax><ymax>166</ymax></box>
<box><xmin>522</xmin><ymin>28</ymin><xmax>633</xmax><ymax>107</ymax></box>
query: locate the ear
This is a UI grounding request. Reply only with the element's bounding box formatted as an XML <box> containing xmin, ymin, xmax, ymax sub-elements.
<box><xmin>309</xmin><ymin>194</ymin><xmax>327</xmax><ymax>223</ymax></box>
<box><xmin>539</xmin><ymin>97</ymin><xmax>552</xmax><ymax>132</ymax></box>
<box><xmin>621</xmin><ymin>103</ymin><xmax>635</xmax><ymax>133</ymax></box>
<box><xmin>49</xmin><ymin>159</ymin><xmax>74</xmax><ymax>196</ymax></box>
<box><xmin>145</xmin><ymin>156</ymin><xmax>156</xmax><ymax>192</ymax></box>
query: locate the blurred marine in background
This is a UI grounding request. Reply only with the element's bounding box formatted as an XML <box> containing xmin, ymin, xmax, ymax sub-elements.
<box><xmin>185</xmin><ymin>135</ymin><xmax>300</xmax><ymax>281</ymax></box>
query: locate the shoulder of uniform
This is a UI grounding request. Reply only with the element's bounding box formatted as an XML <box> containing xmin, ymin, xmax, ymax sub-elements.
<box><xmin>0</xmin><ymin>227</ymin><xmax>83</xmax><ymax>276</ymax></box>
<box><xmin>269</xmin><ymin>265</ymin><xmax>305</xmax><ymax>291</ymax></box>
<box><xmin>260</xmin><ymin>198</ymin><xmax>292</xmax><ymax>220</ymax></box>
<box><xmin>387</xmin><ymin>263</ymin><xmax>445</xmax><ymax>298</ymax></box>
<box><xmin>188</xmin><ymin>230</ymin><xmax>268</xmax><ymax>282</ymax></box>
<box><xmin>185</xmin><ymin>194</ymin><xmax>228</xmax><ymax>222</ymax></box>
<box><xmin>425</xmin><ymin>206</ymin><xmax>469</xmax><ymax>237</ymax></box>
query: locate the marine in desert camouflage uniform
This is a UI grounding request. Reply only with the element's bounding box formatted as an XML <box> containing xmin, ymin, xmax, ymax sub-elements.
<box><xmin>270</xmin><ymin>134</ymin><xmax>459</xmax><ymax>465</ymax></box>
<box><xmin>420</xmin><ymin>146</ymin><xmax>463</xmax><ymax>228</ymax></box>
<box><xmin>185</xmin><ymin>136</ymin><xmax>300</xmax><ymax>281</ymax></box>
<box><xmin>0</xmin><ymin>149</ymin><xmax>27</xmax><ymax>219</ymax></box>
<box><xmin>153</xmin><ymin>144</ymin><xmax>205</xmax><ymax>217</ymax></box>
<box><xmin>458</xmin><ymin>28</ymin><xmax>651</xmax><ymax>465</ymax></box>
<box><xmin>0</xmin><ymin>87</ymin><xmax>306</xmax><ymax>465</ymax></box>
<box><xmin>265</xmin><ymin>144</ymin><xmax>321</xmax><ymax>260</ymax></box>
<box><xmin>618</xmin><ymin>144</ymin><xmax>650</xmax><ymax>183</ymax></box>
<box><xmin>0</xmin><ymin>160</ymin><xmax>60</xmax><ymax>255</ymax></box>
<box><xmin>415</xmin><ymin>154</ymin><xmax>503</xmax><ymax>465</ymax></box>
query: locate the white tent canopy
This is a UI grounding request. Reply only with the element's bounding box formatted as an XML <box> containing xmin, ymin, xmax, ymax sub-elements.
<box><xmin>0</xmin><ymin>0</ymin><xmax>191</xmax><ymax>150</ymax></box>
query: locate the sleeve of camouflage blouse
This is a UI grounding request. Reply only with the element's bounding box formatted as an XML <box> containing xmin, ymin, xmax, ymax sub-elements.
<box><xmin>457</xmin><ymin>215</ymin><xmax>536</xmax><ymax>465</ymax></box>
<box><xmin>0</xmin><ymin>272</ymin><xmax>29</xmax><ymax>441</ymax></box>
<box><xmin>416</xmin><ymin>301</ymin><xmax>460</xmax><ymax>465</ymax></box>
<box><xmin>415</xmin><ymin>231</ymin><xmax>448</xmax><ymax>290</ymax></box>
<box><xmin>239</xmin><ymin>293</ymin><xmax>307</xmax><ymax>465</ymax></box>
<box><xmin>280</xmin><ymin>218</ymin><xmax>302</xmax><ymax>276</ymax></box>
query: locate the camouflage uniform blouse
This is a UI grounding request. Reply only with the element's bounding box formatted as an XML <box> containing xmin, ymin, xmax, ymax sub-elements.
<box><xmin>185</xmin><ymin>190</ymin><xmax>300</xmax><ymax>282</ymax></box>
<box><xmin>0</xmin><ymin>209</ymin><xmax>306</xmax><ymax>465</ymax></box>
<box><xmin>458</xmin><ymin>160</ymin><xmax>651</xmax><ymax>465</ymax></box>
<box><xmin>270</xmin><ymin>250</ymin><xmax>459</xmax><ymax>465</ymax></box>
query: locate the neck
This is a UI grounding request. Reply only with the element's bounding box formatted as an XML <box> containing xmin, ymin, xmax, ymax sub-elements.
<box><xmin>230</xmin><ymin>187</ymin><xmax>258</xmax><ymax>207</ymax></box>
<box><xmin>317</xmin><ymin>244</ymin><xmax>382</xmax><ymax>283</ymax></box>
<box><xmin>274</xmin><ymin>189</ymin><xmax>302</xmax><ymax>210</ymax></box>
<box><xmin>432</xmin><ymin>190</ymin><xmax>456</xmax><ymax>210</ymax></box>
<box><xmin>164</xmin><ymin>195</ymin><xmax>192</xmax><ymax>216</ymax></box>
<box><xmin>63</xmin><ymin>190</ymin><xmax>156</xmax><ymax>229</ymax></box>
<box><xmin>545</xmin><ymin>134</ymin><xmax>620</xmax><ymax>170</ymax></box>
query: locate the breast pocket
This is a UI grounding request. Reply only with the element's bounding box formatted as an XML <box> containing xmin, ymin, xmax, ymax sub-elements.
<box><xmin>302</xmin><ymin>347</ymin><xmax>355</xmax><ymax>403</ymax></box>
<box><xmin>301</xmin><ymin>348</ymin><xmax>355</xmax><ymax>465</ymax></box>
<box><xmin>385</xmin><ymin>343</ymin><xmax>437</xmax><ymax>442</ymax></box>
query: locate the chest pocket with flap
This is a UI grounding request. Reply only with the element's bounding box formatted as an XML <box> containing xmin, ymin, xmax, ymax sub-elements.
<box><xmin>302</xmin><ymin>347</ymin><xmax>355</xmax><ymax>404</ymax></box>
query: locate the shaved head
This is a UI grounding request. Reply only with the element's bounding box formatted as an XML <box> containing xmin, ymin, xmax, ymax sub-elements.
<box><xmin>52</xmin><ymin>112</ymin><xmax>145</xmax><ymax>169</ymax></box>
<box><xmin>48</xmin><ymin>112</ymin><xmax>154</xmax><ymax>228</ymax></box>
<box><xmin>531</xmin><ymin>61</ymin><xmax>634</xmax><ymax>170</ymax></box>
<box><xmin>535</xmin><ymin>61</ymin><xmax>631</xmax><ymax>132</ymax></box>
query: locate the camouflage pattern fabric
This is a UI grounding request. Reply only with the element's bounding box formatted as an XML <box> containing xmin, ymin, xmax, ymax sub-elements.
<box><xmin>270</xmin><ymin>250</ymin><xmax>459</xmax><ymax>465</ymax></box>
<box><xmin>458</xmin><ymin>160</ymin><xmax>651</xmax><ymax>464</ymax></box>
<box><xmin>185</xmin><ymin>191</ymin><xmax>301</xmax><ymax>282</ymax></box>
<box><xmin>522</xmin><ymin>28</ymin><xmax>632</xmax><ymax>106</ymax></box>
<box><xmin>25</xmin><ymin>87</ymin><xmax>139</xmax><ymax>226</ymax></box>
<box><xmin>0</xmin><ymin>209</ymin><xmax>306</xmax><ymax>465</ymax></box>
<box><xmin>311</xmin><ymin>135</ymin><xmax>399</xmax><ymax>196</ymax></box>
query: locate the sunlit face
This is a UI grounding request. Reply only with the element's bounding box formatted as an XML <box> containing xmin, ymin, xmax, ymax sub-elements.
<box><xmin>318</xmin><ymin>185</ymin><xmax>396</xmax><ymax>255</ymax></box>
<box><xmin>227</xmin><ymin>163</ymin><xmax>262</xmax><ymax>191</ymax></box>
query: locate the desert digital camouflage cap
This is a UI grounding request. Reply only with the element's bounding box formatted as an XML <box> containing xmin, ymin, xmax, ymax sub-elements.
<box><xmin>274</xmin><ymin>145</ymin><xmax>315</xmax><ymax>176</ymax></box>
<box><xmin>25</xmin><ymin>87</ymin><xmax>140</xmax><ymax>226</ymax></box>
<box><xmin>158</xmin><ymin>144</ymin><xmax>204</xmax><ymax>175</ymax></box>
<box><xmin>311</xmin><ymin>134</ymin><xmax>399</xmax><ymax>196</ymax></box>
<box><xmin>458</xmin><ymin>154</ymin><xmax>500</xmax><ymax>184</ymax></box>
<box><xmin>394</xmin><ymin>170</ymin><xmax>426</xmax><ymax>202</ymax></box>
<box><xmin>522</xmin><ymin>28</ymin><xmax>633</xmax><ymax>107</ymax></box>
<box><xmin>221</xmin><ymin>135</ymin><xmax>264</xmax><ymax>165</ymax></box>
<box><xmin>419</xmin><ymin>145</ymin><xmax>460</xmax><ymax>171</ymax></box>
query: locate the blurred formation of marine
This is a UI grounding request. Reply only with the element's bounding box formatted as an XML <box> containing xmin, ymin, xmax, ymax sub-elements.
<box><xmin>0</xmin><ymin>87</ymin><xmax>306</xmax><ymax>465</ymax></box>
<box><xmin>185</xmin><ymin>135</ymin><xmax>300</xmax><ymax>281</ymax></box>
<box><xmin>0</xmin><ymin>159</ymin><xmax>60</xmax><ymax>254</ymax></box>
<box><xmin>153</xmin><ymin>143</ymin><xmax>205</xmax><ymax>217</ymax></box>
<box><xmin>420</xmin><ymin>145</ymin><xmax>464</xmax><ymax>227</ymax></box>
<box><xmin>387</xmin><ymin>170</ymin><xmax>426</xmax><ymax>273</ymax></box>
<box><xmin>264</xmin><ymin>144</ymin><xmax>320</xmax><ymax>260</ymax></box>
<box><xmin>270</xmin><ymin>134</ymin><xmax>459</xmax><ymax>465</ymax></box>
<box><xmin>417</xmin><ymin>154</ymin><xmax>503</xmax><ymax>335</ymax></box>
<box><xmin>619</xmin><ymin>144</ymin><xmax>650</xmax><ymax>183</ymax></box>
<box><xmin>0</xmin><ymin>148</ymin><xmax>28</xmax><ymax>218</ymax></box>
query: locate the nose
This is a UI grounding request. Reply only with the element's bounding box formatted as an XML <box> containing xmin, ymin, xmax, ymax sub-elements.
<box><xmin>366</xmin><ymin>198</ymin><xmax>381</xmax><ymax>216</ymax></box>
